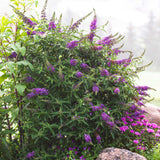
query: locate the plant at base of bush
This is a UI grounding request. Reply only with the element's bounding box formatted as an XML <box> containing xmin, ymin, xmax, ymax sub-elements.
<box><xmin>0</xmin><ymin>0</ymin><xmax>159</xmax><ymax>159</ymax></box>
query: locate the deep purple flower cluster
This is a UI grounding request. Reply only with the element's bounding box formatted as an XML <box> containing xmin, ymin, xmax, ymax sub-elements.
<box><xmin>25</xmin><ymin>76</ymin><xmax>34</xmax><ymax>83</ymax></box>
<box><xmin>26</xmin><ymin>151</ymin><xmax>35</xmax><ymax>159</ymax></box>
<box><xmin>70</xmin><ymin>59</ymin><xmax>77</xmax><ymax>66</ymax></box>
<box><xmin>114</xmin><ymin>58</ymin><xmax>131</xmax><ymax>67</ymax></box>
<box><xmin>84</xmin><ymin>134</ymin><xmax>92</xmax><ymax>143</ymax></box>
<box><xmin>100</xmin><ymin>69</ymin><xmax>110</xmax><ymax>77</ymax></box>
<box><xmin>66</xmin><ymin>41</ymin><xmax>79</xmax><ymax>49</ymax></box>
<box><xmin>27</xmin><ymin>88</ymin><xmax>48</xmax><ymax>99</ymax></box>
<box><xmin>101</xmin><ymin>112</ymin><xmax>110</xmax><ymax>121</ymax></box>
<box><xmin>88</xmin><ymin>32</ymin><xmax>95</xmax><ymax>41</ymax></box>
<box><xmin>76</xmin><ymin>71</ymin><xmax>83</xmax><ymax>78</ymax></box>
<box><xmin>90</xmin><ymin>18</ymin><xmax>97</xmax><ymax>30</ymax></box>
<box><xmin>27</xmin><ymin>30</ymin><xmax>45</xmax><ymax>36</ymax></box>
<box><xmin>92</xmin><ymin>84</ymin><xmax>99</xmax><ymax>93</ymax></box>
<box><xmin>8</xmin><ymin>51</ymin><xmax>17</xmax><ymax>58</ymax></box>
<box><xmin>96</xmin><ymin>135</ymin><xmax>101</xmax><ymax>143</ymax></box>
<box><xmin>135</xmin><ymin>86</ymin><xmax>149</xmax><ymax>91</ymax></box>
<box><xmin>108</xmin><ymin>48</ymin><xmax>121</xmax><ymax>55</ymax></box>
<box><xmin>48</xmin><ymin>21</ymin><xmax>56</xmax><ymax>30</ymax></box>
<box><xmin>97</xmin><ymin>36</ymin><xmax>113</xmax><ymax>46</ymax></box>
<box><xmin>91</xmin><ymin>104</ymin><xmax>105</xmax><ymax>111</ymax></box>
<box><xmin>119</xmin><ymin>125</ymin><xmax>129</xmax><ymax>133</ymax></box>
<box><xmin>80</xmin><ymin>63</ymin><xmax>89</xmax><ymax>69</ymax></box>
<box><xmin>93</xmin><ymin>45</ymin><xmax>103</xmax><ymax>50</ymax></box>
<box><xmin>23</xmin><ymin>16</ymin><xmax>37</xmax><ymax>28</ymax></box>
<box><xmin>114</xmin><ymin>87</ymin><xmax>120</xmax><ymax>94</ymax></box>
<box><xmin>47</xmin><ymin>64</ymin><xmax>55</xmax><ymax>73</ymax></box>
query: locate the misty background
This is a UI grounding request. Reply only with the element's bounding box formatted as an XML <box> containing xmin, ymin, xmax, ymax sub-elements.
<box><xmin>0</xmin><ymin>0</ymin><xmax>160</xmax><ymax>103</ymax></box>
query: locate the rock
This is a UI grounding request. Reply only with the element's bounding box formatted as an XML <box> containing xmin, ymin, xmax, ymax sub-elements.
<box><xmin>96</xmin><ymin>147</ymin><xmax>147</xmax><ymax>160</ymax></box>
<box><xmin>142</xmin><ymin>103</ymin><xmax>160</xmax><ymax>126</ymax></box>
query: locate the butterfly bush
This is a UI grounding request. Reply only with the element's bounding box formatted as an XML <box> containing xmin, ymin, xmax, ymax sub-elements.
<box><xmin>0</xmin><ymin>0</ymin><xmax>159</xmax><ymax>159</ymax></box>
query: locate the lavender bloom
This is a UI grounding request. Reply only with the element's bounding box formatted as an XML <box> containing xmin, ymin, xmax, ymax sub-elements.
<box><xmin>93</xmin><ymin>46</ymin><xmax>103</xmax><ymax>50</ymax></box>
<box><xmin>56</xmin><ymin>133</ymin><xmax>63</xmax><ymax>139</ymax></box>
<box><xmin>76</xmin><ymin>71</ymin><xmax>83</xmax><ymax>78</ymax></box>
<box><xmin>47</xmin><ymin>64</ymin><xmax>55</xmax><ymax>73</ymax></box>
<box><xmin>25</xmin><ymin>76</ymin><xmax>34</xmax><ymax>83</ymax></box>
<box><xmin>23</xmin><ymin>17</ymin><xmax>37</xmax><ymax>28</ymax></box>
<box><xmin>70</xmin><ymin>59</ymin><xmax>77</xmax><ymax>66</ymax></box>
<box><xmin>96</xmin><ymin>135</ymin><xmax>101</xmax><ymax>143</ymax></box>
<box><xmin>66</xmin><ymin>41</ymin><xmax>78</xmax><ymax>49</ymax></box>
<box><xmin>135</xmin><ymin>86</ymin><xmax>149</xmax><ymax>91</ymax></box>
<box><xmin>26</xmin><ymin>151</ymin><xmax>35</xmax><ymax>159</ymax></box>
<box><xmin>27</xmin><ymin>88</ymin><xmax>48</xmax><ymax>99</ymax></box>
<box><xmin>92</xmin><ymin>85</ymin><xmax>99</xmax><ymax>93</ymax></box>
<box><xmin>48</xmin><ymin>21</ymin><xmax>56</xmax><ymax>30</ymax></box>
<box><xmin>107</xmin><ymin>121</ymin><xmax>115</xmax><ymax>127</ymax></box>
<box><xmin>84</xmin><ymin>134</ymin><xmax>92</xmax><ymax>143</ymax></box>
<box><xmin>101</xmin><ymin>112</ymin><xmax>110</xmax><ymax>121</ymax></box>
<box><xmin>88</xmin><ymin>32</ymin><xmax>95</xmax><ymax>41</ymax></box>
<box><xmin>91</xmin><ymin>106</ymin><xmax>101</xmax><ymax>111</ymax></box>
<box><xmin>114</xmin><ymin>87</ymin><xmax>120</xmax><ymax>94</ymax></box>
<box><xmin>100</xmin><ymin>69</ymin><xmax>109</xmax><ymax>77</ymax></box>
<box><xmin>97</xmin><ymin>36</ymin><xmax>113</xmax><ymax>46</ymax></box>
<box><xmin>8</xmin><ymin>52</ymin><xmax>17</xmax><ymax>58</ymax></box>
<box><xmin>90</xmin><ymin>18</ymin><xmax>97</xmax><ymax>30</ymax></box>
<box><xmin>80</xmin><ymin>63</ymin><xmax>89</xmax><ymax>69</ymax></box>
<box><xmin>73</xmin><ymin>84</ymin><xmax>79</xmax><ymax>90</ymax></box>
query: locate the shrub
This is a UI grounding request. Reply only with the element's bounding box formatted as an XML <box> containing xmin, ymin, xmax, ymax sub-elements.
<box><xmin>0</xmin><ymin>0</ymin><xmax>159</xmax><ymax>159</ymax></box>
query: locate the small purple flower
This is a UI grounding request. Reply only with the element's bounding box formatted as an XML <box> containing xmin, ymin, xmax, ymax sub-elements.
<box><xmin>91</xmin><ymin>106</ymin><xmax>101</xmax><ymax>111</ymax></box>
<box><xmin>70</xmin><ymin>59</ymin><xmax>77</xmax><ymax>66</ymax></box>
<box><xmin>48</xmin><ymin>21</ymin><xmax>56</xmax><ymax>30</ymax></box>
<box><xmin>114</xmin><ymin>87</ymin><xmax>120</xmax><ymax>94</ymax></box>
<box><xmin>90</xmin><ymin>18</ymin><xmax>97</xmax><ymax>30</ymax></box>
<box><xmin>80</xmin><ymin>63</ymin><xmax>89</xmax><ymax>69</ymax></box>
<box><xmin>101</xmin><ymin>112</ymin><xmax>110</xmax><ymax>121</ymax></box>
<box><xmin>66</xmin><ymin>41</ymin><xmax>78</xmax><ymax>49</ymax></box>
<box><xmin>56</xmin><ymin>133</ymin><xmax>63</xmax><ymax>139</ymax></box>
<box><xmin>76</xmin><ymin>71</ymin><xmax>83</xmax><ymax>78</ymax></box>
<box><xmin>8</xmin><ymin>52</ymin><xmax>17</xmax><ymax>58</ymax></box>
<box><xmin>26</xmin><ymin>151</ymin><xmax>35</xmax><ymax>159</ymax></box>
<box><xmin>25</xmin><ymin>76</ymin><xmax>34</xmax><ymax>83</ymax></box>
<box><xmin>84</xmin><ymin>134</ymin><xmax>92</xmax><ymax>143</ymax></box>
<box><xmin>106</xmin><ymin>121</ymin><xmax>115</xmax><ymax>127</ymax></box>
<box><xmin>93</xmin><ymin>46</ymin><xmax>103</xmax><ymax>50</ymax></box>
<box><xmin>88</xmin><ymin>32</ymin><xmax>95</xmax><ymax>41</ymax></box>
<box><xmin>92</xmin><ymin>84</ymin><xmax>99</xmax><ymax>93</ymax></box>
<box><xmin>47</xmin><ymin>64</ymin><xmax>55</xmax><ymax>73</ymax></box>
<box><xmin>96</xmin><ymin>135</ymin><xmax>101</xmax><ymax>143</ymax></box>
<box><xmin>27</xmin><ymin>88</ymin><xmax>48</xmax><ymax>99</ymax></box>
<box><xmin>100</xmin><ymin>69</ymin><xmax>109</xmax><ymax>77</ymax></box>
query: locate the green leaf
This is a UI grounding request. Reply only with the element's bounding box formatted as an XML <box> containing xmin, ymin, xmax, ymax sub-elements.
<box><xmin>16</xmin><ymin>60</ymin><xmax>34</xmax><ymax>71</ymax></box>
<box><xmin>11</xmin><ymin>42</ymin><xmax>26</xmax><ymax>56</ymax></box>
<box><xmin>0</xmin><ymin>74</ymin><xmax>8</xmax><ymax>84</ymax></box>
<box><xmin>15</xmin><ymin>84</ymin><xmax>26</xmax><ymax>95</ymax></box>
<box><xmin>34</xmin><ymin>0</ymin><xmax>38</xmax><ymax>7</ymax></box>
<box><xmin>6</xmin><ymin>61</ymin><xmax>15</xmax><ymax>74</ymax></box>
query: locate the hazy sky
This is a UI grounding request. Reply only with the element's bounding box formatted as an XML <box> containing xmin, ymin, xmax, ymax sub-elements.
<box><xmin>1</xmin><ymin>0</ymin><xmax>160</xmax><ymax>34</ymax></box>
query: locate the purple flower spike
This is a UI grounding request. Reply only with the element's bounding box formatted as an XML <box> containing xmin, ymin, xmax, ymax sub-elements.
<box><xmin>114</xmin><ymin>87</ymin><xmax>120</xmax><ymax>94</ymax></box>
<box><xmin>76</xmin><ymin>71</ymin><xmax>83</xmax><ymax>78</ymax></box>
<box><xmin>8</xmin><ymin>52</ymin><xmax>17</xmax><ymax>58</ymax></box>
<box><xmin>88</xmin><ymin>32</ymin><xmax>95</xmax><ymax>41</ymax></box>
<box><xmin>66</xmin><ymin>41</ymin><xmax>78</xmax><ymax>49</ymax></box>
<box><xmin>70</xmin><ymin>59</ymin><xmax>77</xmax><ymax>66</ymax></box>
<box><xmin>90</xmin><ymin>18</ymin><xmax>97</xmax><ymax>30</ymax></box>
<box><xmin>27</xmin><ymin>88</ymin><xmax>48</xmax><ymax>99</ymax></box>
<box><xmin>26</xmin><ymin>151</ymin><xmax>35</xmax><ymax>159</ymax></box>
<box><xmin>100</xmin><ymin>69</ymin><xmax>109</xmax><ymax>77</ymax></box>
<box><xmin>48</xmin><ymin>21</ymin><xmax>56</xmax><ymax>30</ymax></box>
<box><xmin>101</xmin><ymin>112</ymin><xmax>110</xmax><ymax>121</ymax></box>
<box><xmin>92</xmin><ymin>85</ymin><xmax>99</xmax><ymax>94</ymax></box>
<box><xmin>96</xmin><ymin>135</ymin><xmax>101</xmax><ymax>143</ymax></box>
<box><xmin>80</xmin><ymin>63</ymin><xmax>89</xmax><ymax>69</ymax></box>
<box><xmin>84</xmin><ymin>134</ymin><xmax>92</xmax><ymax>143</ymax></box>
<box><xmin>25</xmin><ymin>76</ymin><xmax>34</xmax><ymax>83</ymax></box>
<box><xmin>47</xmin><ymin>64</ymin><xmax>55</xmax><ymax>73</ymax></box>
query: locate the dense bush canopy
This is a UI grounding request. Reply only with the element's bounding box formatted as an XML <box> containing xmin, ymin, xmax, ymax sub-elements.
<box><xmin>0</xmin><ymin>0</ymin><xmax>159</xmax><ymax>159</ymax></box>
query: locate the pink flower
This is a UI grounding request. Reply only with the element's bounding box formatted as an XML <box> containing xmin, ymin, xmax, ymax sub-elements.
<box><xmin>134</xmin><ymin>132</ymin><xmax>141</xmax><ymax>136</ymax></box>
<box><xmin>133</xmin><ymin>140</ymin><xmax>139</xmax><ymax>144</ymax></box>
<box><xmin>147</xmin><ymin>128</ymin><xmax>154</xmax><ymax>133</ymax></box>
<box><xmin>114</xmin><ymin>87</ymin><xmax>120</xmax><ymax>94</ymax></box>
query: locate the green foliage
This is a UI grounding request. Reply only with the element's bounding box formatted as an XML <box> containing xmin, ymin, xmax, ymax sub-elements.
<box><xmin>0</xmin><ymin>0</ymin><xmax>159</xmax><ymax>159</ymax></box>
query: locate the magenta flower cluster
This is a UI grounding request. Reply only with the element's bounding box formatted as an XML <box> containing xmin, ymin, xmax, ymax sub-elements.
<box><xmin>26</xmin><ymin>151</ymin><xmax>35</xmax><ymax>159</ymax></box>
<box><xmin>66</xmin><ymin>41</ymin><xmax>79</xmax><ymax>49</ymax></box>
